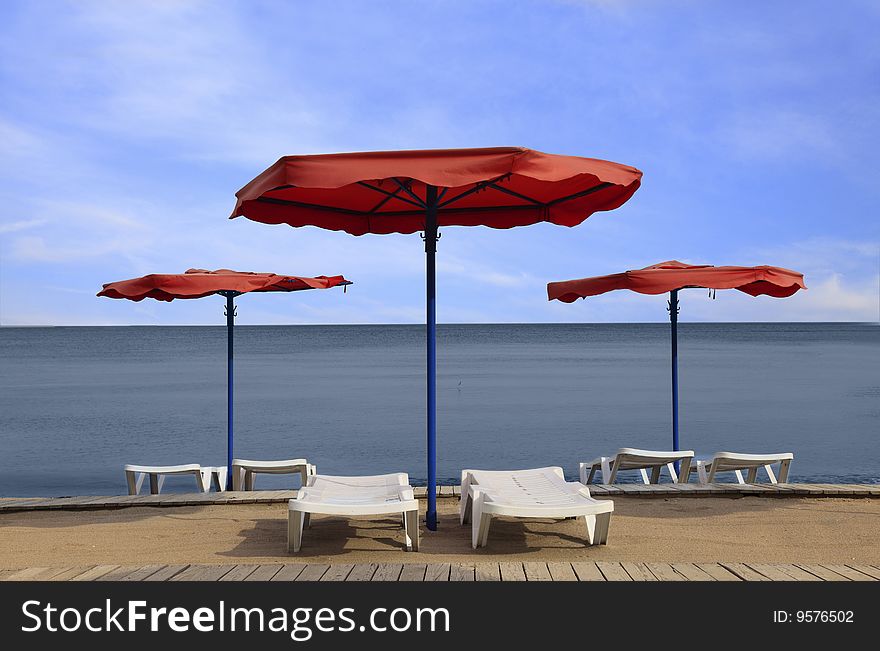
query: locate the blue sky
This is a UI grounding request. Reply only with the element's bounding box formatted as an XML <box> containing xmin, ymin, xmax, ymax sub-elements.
<box><xmin>1</xmin><ymin>0</ymin><xmax>878</xmax><ymax>325</ymax></box>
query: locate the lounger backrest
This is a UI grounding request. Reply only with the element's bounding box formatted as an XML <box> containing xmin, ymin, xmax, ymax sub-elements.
<box><xmin>467</xmin><ymin>467</ymin><xmax>589</xmax><ymax>506</ymax></box>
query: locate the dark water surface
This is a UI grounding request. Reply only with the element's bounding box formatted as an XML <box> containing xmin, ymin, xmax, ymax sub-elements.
<box><xmin>0</xmin><ymin>323</ymin><xmax>877</xmax><ymax>496</ymax></box>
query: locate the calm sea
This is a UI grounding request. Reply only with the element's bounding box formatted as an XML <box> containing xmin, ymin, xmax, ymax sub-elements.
<box><xmin>0</xmin><ymin>323</ymin><xmax>877</xmax><ymax>496</ymax></box>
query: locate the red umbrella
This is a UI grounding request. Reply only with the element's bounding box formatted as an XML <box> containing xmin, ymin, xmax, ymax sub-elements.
<box><xmin>98</xmin><ymin>269</ymin><xmax>352</xmax><ymax>486</ymax></box>
<box><xmin>231</xmin><ymin>147</ymin><xmax>642</xmax><ymax>529</ymax></box>
<box><xmin>548</xmin><ymin>260</ymin><xmax>806</xmax><ymax>456</ymax></box>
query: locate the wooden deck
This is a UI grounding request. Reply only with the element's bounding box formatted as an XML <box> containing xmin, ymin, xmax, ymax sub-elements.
<box><xmin>1</xmin><ymin>483</ymin><xmax>878</xmax><ymax>514</ymax></box>
<box><xmin>1</xmin><ymin>561</ymin><xmax>878</xmax><ymax>582</ymax></box>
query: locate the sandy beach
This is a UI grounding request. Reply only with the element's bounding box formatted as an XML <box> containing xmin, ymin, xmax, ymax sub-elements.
<box><xmin>1</xmin><ymin>497</ymin><xmax>878</xmax><ymax>569</ymax></box>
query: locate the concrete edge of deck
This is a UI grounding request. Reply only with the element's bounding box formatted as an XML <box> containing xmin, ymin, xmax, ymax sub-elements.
<box><xmin>2</xmin><ymin>561</ymin><xmax>879</xmax><ymax>582</ymax></box>
<box><xmin>0</xmin><ymin>483</ymin><xmax>878</xmax><ymax>513</ymax></box>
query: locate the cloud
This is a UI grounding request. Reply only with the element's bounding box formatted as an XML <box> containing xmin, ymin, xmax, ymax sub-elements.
<box><xmin>0</xmin><ymin>219</ymin><xmax>46</xmax><ymax>234</ymax></box>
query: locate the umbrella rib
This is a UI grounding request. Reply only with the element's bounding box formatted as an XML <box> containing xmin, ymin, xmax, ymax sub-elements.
<box><xmin>390</xmin><ymin>178</ymin><xmax>427</xmax><ymax>208</ymax></box>
<box><xmin>256</xmin><ymin>195</ymin><xmax>544</xmax><ymax>216</ymax></box>
<box><xmin>255</xmin><ymin>196</ymin><xmax>368</xmax><ymax>215</ymax></box>
<box><xmin>546</xmin><ymin>182</ymin><xmax>613</xmax><ymax>206</ymax></box>
<box><xmin>438</xmin><ymin>174</ymin><xmax>511</xmax><ymax>208</ymax></box>
<box><xmin>358</xmin><ymin>181</ymin><xmax>425</xmax><ymax>211</ymax></box>
<box><xmin>486</xmin><ymin>182</ymin><xmax>544</xmax><ymax>205</ymax></box>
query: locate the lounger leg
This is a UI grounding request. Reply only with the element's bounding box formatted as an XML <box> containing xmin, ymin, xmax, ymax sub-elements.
<box><xmin>125</xmin><ymin>471</ymin><xmax>139</xmax><ymax>496</ymax></box>
<box><xmin>149</xmin><ymin>473</ymin><xmax>159</xmax><ymax>495</ymax></box>
<box><xmin>231</xmin><ymin>466</ymin><xmax>242</xmax><ymax>491</ymax></box>
<box><xmin>474</xmin><ymin>513</ymin><xmax>492</xmax><ymax>549</ymax></box>
<box><xmin>405</xmin><ymin>509</ymin><xmax>419</xmax><ymax>552</ymax></box>
<box><xmin>764</xmin><ymin>465</ymin><xmax>778</xmax><ymax>484</ymax></box>
<box><xmin>594</xmin><ymin>512</ymin><xmax>612</xmax><ymax>545</ymax></box>
<box><xmin>583</xmin><ymin>514</ymin><xmax>596</xmax><ymax>545</ymax></box>
<box><xmin>698</xmin><ymin>462</ymin><xmax>710</xmax><ymax>484</ymax></box>
<box><xmin>650</xmin><ymin>466</ymin><xmax>661</xmax><ymax>484</ymax></box>
<box><xmin>197</xmin><ymin>470</ymin><xmax>211</xmax><ymax>493</ymax></box>
<box><xmin>778</xmin><ymin>459</ymin><xmax>791</xmax><ymax>483</ymax></box>
<box><xmin>600</xmin><ymin>458</ymin><xmax>612</xmax><ymax>484</ymax></box>
<box><xmin>460</xmin><ymin>493</ymin><xmax>472</xmax><ymax>525</ymax></box>
<box><xmin>298</xmin><ymin>466</ymin><xmax>308</xmax><ymax>488</ymax></box>
<box><xmin>639</xmin><ymin>468</ymin><xmax>650</xmax><ymax>485</ymax></box>
<box><xmin>734</xmin><ymin>469</ymin><xmax>746</xmax><ymax>484</ymax></box>
<box><xmin>666</xmin><ymin>463</ymin><xmax>679</xmax><ymax>483</ymax></box>
<box><xmin>288</xmin><ymin>511</ymin><xmax>305</xmax><ymax>553</ymax></box>
<box><xmin>678</xmin><ymin>461</ymin><xmax>692</xmax><ymax>484</ymax></box>
<box><xmin>303</xmin><ymin>513</ymin><xmax>310</xmax><ymax>529</ymax></box>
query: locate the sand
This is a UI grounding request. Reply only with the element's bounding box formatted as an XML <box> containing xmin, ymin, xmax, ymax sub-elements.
<box><xmin>1</xmin><ymin>497</ymin><xmax>879</xmax><ymax>568</ymax></box>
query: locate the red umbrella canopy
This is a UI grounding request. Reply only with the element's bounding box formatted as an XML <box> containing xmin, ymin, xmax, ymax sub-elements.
<box><xmin>97</xmin><ymin>268</ymin><xmax>351</xmax><ymax>302</ymax></box>
<box><xmin>230</xmin><ymin>147</ymin><xmax>643</xmax><ymax>234</ymax></box>
<box><xmin>548</xmin><ymin>260</ymin><xmax>807</xmax><ymax>303</ymax></box>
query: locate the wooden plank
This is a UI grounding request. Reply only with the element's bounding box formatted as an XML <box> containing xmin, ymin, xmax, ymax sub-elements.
<box><xmin>522</xmin><ymin>562</ymin><xmax>552</xmax><ymax>581</ymax></box>
<box><xmin>424</xmin><ymin>563</ymin><xmax>451</xmax><ymax>581</ymax></box>
<box><xmin>499</xmin><ymin>562</ymin><xmax>526</xmax><ymax>582</ymax></box>
<box><xmin>771</xmin><ymin>564</ymin><xmax>822</xmax><ymax>581</ymax></box>
<box><xmin>71</xmin><ymin>565</ymin><xmax>121</xmax><ymax>581</ymax></box>
<box><xmin>439</xmin><ymin>485</ymin><xmax>453</xmax><ymax>497</ymax></box>
<box><xmin>1</xmin><ymin>567</ymin><xmax>52</xmax><ymax>581</ymax></box>
<box><xmin>219</xmin><ymin>565</ymin><xmax>259</xmax><ymax>582</ymax></box>
<box><xmin>171</xmin><ymin>564</ymin><xmax>235</xmax><ymax>582</ymax></box>
<box><xmin>645</xmin><ymin>563</ymin><xmax>685</xmax><ymax>581</ymax></box>
<box><xmin>475</xmin><ymin>563</ymin><xmax>501</xmax><ymax>581</ymax></box>
<box><xmin>345</xmin><ymin>564</ymin><xmax>378</xmax><ymax>581</ymax></box>
<box><xmin>847</xmin><ymin>564</ymin><xmax>880</xmax><ymax>580</ymax></box>
<box><xmin>320</xmin><ymin>565</ymin><xmax>355</xmax><ymax>582</ymax></box>
<box><xmin>271</xmin><ymin>564</ymin><xmax>307</xmax><ymax>581</ymax></box>
<box><xmin>97</xmin><ymin>565</ymin><xmax>150</xmax><ymax>581</ymax></box>
<box><xmin>547</xmin><ymin>562</ymin><xmax>577</xmax><ymax>581</ymax></box>
<box><xmin>720</xmin><ymin>562</ymin><xmax>770</xmax><ymax>581</ymax></box>
<box><xmin>571</xmin><ymin>562</ymin><xmax>605</xmax><ymax>581</ymax></box>
<box><xmin>399</xmin><ymin>564</ymin><xmax>428</xmax><ymax>582</ymax></box>
<box><xmin>295</xmin><ymin>564</ymin><xmax>330</xmax><ymax>581</ymax></box>
<box><xmin>695</xmin><ymin>563</ymin><xmax>742</xmax><ymax>581</ymax></box>
<box><xmin>449</xmin><ymin>563</ymin><xmax>475</xmax><ymax>582</ymax></box>
<box><xmin>819</xmin><ymin>564</ymin><xmax>876</xmax><ymax>581</ymax></box>
<box><xmin>746</xmin><ymin>563</ymin><xmax>794</xmax><ymax>581</ymax></box>
<box><xmin>671</xmin><ymin>563</ymin><xmax>715</xmax><ymax>581</ymax></box>
<box><xmin>139</xmin><ymin>564</ymin><xmax>189</xmax><ymax>583</ymax></box>
<box><xmin>597</xmin><ymin>561</ymin><xmax>633</xmax><ymax>581</ymax></box>
<box><xmin>116</xmin><ymin>565</ymin><xmax>167</xmax><ymax>582</ymax></box>
<box><xmin>794</xmin><ymin>564</ymin><xmax>851</xmax><ymax>581</ymax></box>
<box><xmin>49</xmin><ymin>566</ymin><xmax>97</xmax><ymax>581</ymax></box>
<box><xmin>0</xmin><ymin>569</ymin><xmax>17</xmax><ymax>580</ymax></box>
<box><xmin>371</xmin><ymin>564</ymin><xmax>403</xmax><ymax>582</ymax></box>
<box><xmin>244</xmin><ymin>565</ymin><xmax>284</xmax><ymax>581</ymax></box>
<box><xmin>621</xmin><ymin>562</ymin><xmax>658</xmax><ymax>581</ymax></box>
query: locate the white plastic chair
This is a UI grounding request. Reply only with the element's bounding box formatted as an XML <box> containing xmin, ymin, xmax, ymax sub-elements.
<box><xmin>460</xmin><ymin>467</ymin><xmax>614</xmax><ymax>549</ymax></box>
<box><xmin>580</xmin><ymin>448</ymin><xmax>695</xmax><ymax>484</ymax></box>
<box><xmin>124</xmin><ymin>464</ymin><xmax>211</xmax><ymax>495</ymax></box>
<box><xmin>692</xmin><ymin>452</ymin><xmax>793</xmax><ymax>484</ymax></box>
<box><xmin>287</xmin><ymin>473</ymin><xmax>419</xmax><ymax>553</ymax></box>
<box><xmin>231</xmin><ymin>458</ymin><xmax>316</xmax><ymax>490</ymax></box>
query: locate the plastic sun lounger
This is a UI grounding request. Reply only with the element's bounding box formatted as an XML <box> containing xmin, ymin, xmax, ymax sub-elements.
<box><xmin>287</xmin><ymin>473</ymin><xmax>419</xmax><ymax>553</ymax></box>
<box><xmin>579</xmin><ymin>448</ymin><xmax>695</xmax><ymax>484</ymax></box>
<box><xmin>231</xmin><ymin>458</ymin><xmax>316</xmax><ymax>491</ymax></box>
<box><xmin>691</xmin><ymin>452</ymin><xmax>793</xmax><ymax>484</ymax></box>
<box><xmin>124</xmin><ymin>464</ymin><xmax>211</xmax><ymax>495</ymax></box>
<box><xmin>459</xmin><ymin>467</ymin><xmax>614</xmax><ymax>549</ymax></box>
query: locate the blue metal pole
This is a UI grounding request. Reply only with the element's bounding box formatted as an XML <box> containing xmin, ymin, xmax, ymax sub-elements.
<box><xmin>225</xmin><ymin>293</ymin><xmax>235</xmax><ymax>489</ymax></box>
<box><xmin>669</xmin><ymin>289</ymin><xmax>680</xmax><ymax>472</ymax></box>
<box><xmin>424</xmin><ymin>185</ymin><xmax>438</xmax><ymax>530</ymax></box>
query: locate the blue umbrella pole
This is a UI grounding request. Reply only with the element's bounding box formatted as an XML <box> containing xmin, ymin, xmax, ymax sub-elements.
<box><xmin>224</xmin><ymin>293</ymin><xmax>237</xmax><ymax>489</ymax></box>
<box><xmin>424</xmin><ymin>185</ymin><xmax>439</xmax><ymax>530</ymax></box>
<box><xmin>668</xmin><ymin>289</ymin><xmax>680</xmax><ymax>471</ymax></box>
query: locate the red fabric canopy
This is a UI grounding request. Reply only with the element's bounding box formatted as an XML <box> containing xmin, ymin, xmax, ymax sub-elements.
<box><xmin>98</xmin><ymin>269</ymin><xmax>350</xmax><ymax>302</ymax></box>
<box><xmin>548</xmin><ymin>260</ymin><xmax>807</xmax><ymax>303</ymax></box>
<box><xmin>230</xmin><ymin>147</ymin><xmax>642</xmax><ymax>235</ymax></box>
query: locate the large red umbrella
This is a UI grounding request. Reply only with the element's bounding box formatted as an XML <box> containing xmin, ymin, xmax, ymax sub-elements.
<box><xmin>548</xmin><ymin>260</ymin><xmax>806</xmax><ymax>457</ymax></box>
<box><xmin>98</xmin><ymin>269</ymin><xmax>352</xmax><ymax>486</ymax></box>
<box><xmin>231</xmin><ymin>147</ymin><xmax>642</xmax><ymax>529</ymax></box>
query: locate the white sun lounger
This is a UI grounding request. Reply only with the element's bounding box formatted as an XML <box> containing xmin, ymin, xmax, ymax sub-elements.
<box><xmin>231</xmin><ymin>458</ymin><xmax>316</xmax><ymax>491</ymax></box>
<box><xmin>460</xmin><ymin>467</ymin><xmax>614</xmax><ymax>549</ymax></box>
<box><xmin>124</xmin><ymin>463</ymin><xmax>211</xmax><ymax>495</ymax></box>
<box><xmin>579</xmin><ymin>448</ymin><xmax>695</xmax><ymax>484</ymax></box>
<box><xmin>287</xmin><ymin>473</ymin><xmax>419</xmax><ymax>553</ymax></box>
<box><xmin>691</xmin><ymin>452</ymin><xmax>793</xmax><ymax>484</ymax></box>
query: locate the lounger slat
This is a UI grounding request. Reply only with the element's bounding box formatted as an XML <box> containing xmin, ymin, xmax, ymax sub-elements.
<box><xmin>139</xmin><ymin>564</ymin><xmax>189</xmax><ymax>581</ymax></box>
<box><xmin>522</xmin><ymin>562</ymin><xmax>552</xmax><ymax>581</ymax></box>
<box><xmin>245</xmin><ymin>565</ymin><xmax>284</xmax><ymax>581</ymax></box>
<box><xmin>719</xmin><ymin>563</ymin><xmax>770</xmax><ymax>581</ymax></box>
<box><xmin>218</xmin><ymin>565</ymin><xmax>260</xmax><ymax>581</ymax></box>
<box><xmin>695</xmin><ymin>563</ymin><xmax>742</xmax><ymax>581</ymax></box>
<box><xmin>499</xmin><ymin>562</ymin><xmax>526</xmax><ymax>582</ymax></box>
<box><xmin>320</xmin><ymin>565</ymin><xmax>355</xmax><ymax>581</ymax></box>
<box><xmin>621</xmin><ymin>562</ymin><xmax>658</xmax><ymax>581</ymax></box>
<box><xmin>671</xmin><ymin>563</ymin><xmax>716</xmax><ymax>581</ymax></box>
<box><xmin>449</xmin><ymin>563</ymin><xmax>476</xmax><ymax>581</ymax></box>
<box><xmin>571</xmin><ymin>562</ymin><xmax>605</xmax><ymax>581</ymax></box>
<box><xmin>475</xmin><ymin>563</ymin><xmax>501</xmax><ymax>581</ymax></box>
<box><xmin>346</xmin><ymin>564</ymin><xmax>378</xmax><ymax>581</ymax></box>
<box><xmin>171</xmin><ymin>564</ymin><xmax>235</xmax><ymax>582</ymax></box>
<box><xmin>295</xmin><ymin>564</ymin><xmax>330</xmax><ymax>581</ymax></box>
<box><xmin>819</xmin><ymin>564</ymin><xmax>876</xmax><ymax>581</ymax></box>
<box><xmin>399</xmin><ymin>564</ymin><xmax>428</xmax><ymax>581</ymax></box>
<box><xmin>271</xmin><ymin>564</ymin><xmax>308</xmax><ymax>581</ymax></box>
<box><xmin>424</xmin><ymin>563</ymin><xmax>451</xmax><ymax>581</ymax></box>
<box><xmin>547</xmin><ymin>562</ymin><xmax>578</xmax><ymax>581</ymax></box>
<box><xmin>371</xmin><ymin>564</ymin><xmax>403</xmax><ymax>582</ymax></box>
<box><xmin>597</xmin><ymin>561</ymin><xmax>632</xmax><ymax>581</ymax></box>
<box><xmin>645</xmin><ymin>563</ymin><xmax>685</xmax><ymax>581</ymax></box>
